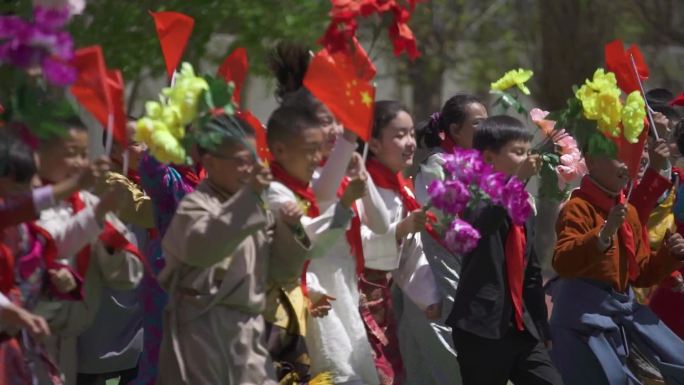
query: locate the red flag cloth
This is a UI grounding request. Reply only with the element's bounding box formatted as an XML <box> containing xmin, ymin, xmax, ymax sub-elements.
<box><xmin>670</xmin><ymin>92</ymin><xmax>684</xmax><ymax>107</ymax></box>
<box><xmin>70</xmin><ymin>46</ymin><xmax>111</xmax><ymax>130</ymax></box>
<box><xmin>616</xmin><ymin>119</ymin><xmax>649</xmax><ymax>180</ymax></box>
<box><xmin>105</xmin><ymin>69</ymin><xmax>127</xmax><ymax>146</ymax></box>
<box><xmin>149</xmin><ymin>11</ymin><xmax>195</xmax><ymax>79</ymax></box>
<box><xmin>605</xmin><ymin>40</ymin><xmax>649</xmax><ymax>94</ymax></box>
<box><xmin>304</xmin><ymin>46</ymin><xmax>375</xmax><ymax>141</ymax></box>
<box><xmin>217</xmin><ymin>48</ymin><xmax>248</xmax><ymax>106</ymax></box>
<box><xmin>236</xmin><ymin>110</ymin><xmax>271</xmax><ymax>161</ymax></box>
<box><xmin>505</xmin><ymin>223</ymin><xmax>526</xmax><ymax>331</ymax></box>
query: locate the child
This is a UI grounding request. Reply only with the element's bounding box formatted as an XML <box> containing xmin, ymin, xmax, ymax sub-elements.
<box><xmin>446</xmin><ymin>115</ymin><xmax>561</xmax><ymax>385</ymax></box>
<box><xmin>412</xmin><ymin>93</ymin><xmax>488</xmax><ymax>385</ymax></box>
<box><xmin>551</xmin><ymin>129</ymin><xmax>684</xmax><ymax>383</ymax></box>
<box><xmin>266</xmin><ymin>105</ymin><xmax>368</xmax><ymax>383</ymax></box>
<box><xmin>362</xmin><ymin>100</ymin><xmax>442</xmax><ymax>385</ymax></box>
<box><xmin>35</xmin><ymin>120</ymin><xmax>144</xmax><ymax>385</ymax></box>
<box><xmin>157</xmin><ymin>114</ymin><xmax>304</xmax><ymax>385</ymax></box>
<box><xmin>0</xmin><ymin>132</ymin><xmax>85</xmax><ymax>384</ymax></box>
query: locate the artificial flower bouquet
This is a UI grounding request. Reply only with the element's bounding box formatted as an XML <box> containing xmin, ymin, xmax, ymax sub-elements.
<box><xmin>490</xmin><ymin>68</ymin><xmax>534</xmax><ymax>115</ymax></box>
<box><xmin>135</xmin><ymin>62</ymin><xmax>242</xmax><ymax>164</ymax></box>
<box><xmin>426</xmin><ymin>147</ymin><xmax>533</xmax><ymax>255</ymax></box>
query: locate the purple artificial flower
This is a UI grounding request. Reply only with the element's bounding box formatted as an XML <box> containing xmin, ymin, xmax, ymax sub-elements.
<box><xmin>479</xmin><ymin>171</ymin><xmax>507</xmax><ymax>204</ymax></box>
<box><xmin>42</xmin><ymin>56</ymin><xmax>76</xmax><ymax>85</ymax></box>
<box><xmin>443</xmin><ymin>218</ymin><xmax>481</xmax><ymax>255</ymax></box>
<box><xmin>33</xmin><ymin>6</ymin><xmax>70</xmax><ymax>31</ymax></box>
<box><xmin>0</xmin><ymin>5</ymin><xmax>75</xmax><ymax>86</ymax></box>
<box><xmin>428</xmin><ymin>179</ymin><xmax>471</xmax><ymax>215</ymax></box>
<box><xmin>501</xmin><ymin>176</ymin><xmax>533</xmax><ymax>225</ymax></box>
<box><xmin>443</xmin><ymin>148</ymin><xmax>493</xmax><ymax>185</ymax></box>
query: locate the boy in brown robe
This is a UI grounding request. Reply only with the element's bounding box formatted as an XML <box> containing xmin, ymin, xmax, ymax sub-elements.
<box><xmin>158</xmin><ymin>114</ymin><xmax>310</xmax><ymax>385</ymax></box>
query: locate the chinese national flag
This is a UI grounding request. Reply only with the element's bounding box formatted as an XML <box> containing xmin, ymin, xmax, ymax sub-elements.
<box><xmin>105</xmin><ymin>69</ymin><xmax>127</xmax><ymax>146</ymax></box>
<box><xmin>303</xmin><ymin>40</ymin><xmax>375</xmax><ymax>141</ymax></box>
<box><xmin>605</xmin><ymin>40</ymin><xmax>649</xmax><ymax>94</ymax></box>
<box><xmin>217</xmin><ymin>48</ymin><xmax>248</xmax><ymax>106</ymax></box>
<box><xmin>236</xmin><ymin>110</ymin><xmax>270</xmax><ymax>162</ymax></box>
<box><xmin>70</xmin><ymin>46</ymin><xmax>111</xmax><ymax>130</ymax></box>
<box><xmin>150</xmin><ymin>11</ymin><xmax>195</xmax><ymax>79</ymax></box>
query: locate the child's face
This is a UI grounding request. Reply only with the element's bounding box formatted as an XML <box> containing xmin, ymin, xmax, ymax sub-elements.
<box><xmin>586</xmin><ymin>155</ymin><xmax>629</xmax><ymax>192</ymax></box>
<box><xmin>203</xmin><ymin>137</ymin><xmax>257</xmax><ymax>195</ymax></box>
<box><xmin>317</xmin><ymin>105</ymin><xmax>343</xmax><ymax>159</ymax></box>
<box><xmin>369</xmin><ymin>110</ymin><xmax>416</xmax><ymax>173</ymax></box>
<box><xmin>637</xmin><ymin>142</ymin><xmax>649</xmax><ymax>180</ymax></box>
<box><xmin>38</xmin><ymin>128</ymin><xmax>88</xmax><ymax>183</ymax></box>
<box><xmin>111</xmin><ymin>121</ymin><xmax>147</xmax><ymax>171</ymax></box>
<box><xmin>484</xmin><ymin>140</ymin><xmax>531</xmax><ymax>177</ymax></box>
<box><xmin>272</xmin><ymin>127</ymin><xmax>324</xmax><ymax>183</ymax></box>
<box><xmin>449</xmin><ymin>102</ymin><xmax>487</xmax><ymax>149</ymax></box>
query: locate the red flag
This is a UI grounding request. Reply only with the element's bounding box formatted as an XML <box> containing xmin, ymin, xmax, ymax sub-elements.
<box><xmin>616</xmin><ymin>120</ymin><xmax>649</xmax><ymax>180</ymax></box>
<box><xmin>70</xmin><ymin>46</ymin><xmax>111</xmax><ymax>129</ymax></box>
<box><xmin>303</xmin><ymin>46</ymin><xmax>375</xmax><ymax>141</ymax></box>
<box><xmin>236</xmin><ymin>110</ymin><xmax>270</xmax><ymax>162</ymax></box>
<box><xmin>105</xmin><ymin>69</ymin><xmax>127</xmax><ymax>146</ymax></box>
<box><xmin>670</xmin><ymin>92</ymin><xmax>684</xmax><ymax>107</ymax></box>
<box><xmin>605</xmin><ymin>40</ymin><xmax>649</xmax><ymax>94</ymax></box>
<box><xmin>149</xmin><ymin>11</ymin><xmax>195</xmax><ymax>79</ymax></box>
<box><xmin>217</xmin><ymin>48</ymin><xmax>248</xmax><ymax>106</ymax></box>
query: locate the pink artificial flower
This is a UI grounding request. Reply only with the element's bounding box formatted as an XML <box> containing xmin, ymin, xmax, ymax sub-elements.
<box><xmin>555</xmin><ymin>133</ymin><xmax>587</xmax><ymax>189</ymax></box>
<box><xmin>427</xmin><ymin>179</ymin><xmax>471</xmax><ymax>215</ymax></box>
<box><xmin>530</xmin><ymin>108</ymin><xmax>556</xmax><ymax>136</ymax></box>
<box><xmin>443</xmin><ymin>218</ymin><xmax>481</xmax><ymax>255</ymax></box>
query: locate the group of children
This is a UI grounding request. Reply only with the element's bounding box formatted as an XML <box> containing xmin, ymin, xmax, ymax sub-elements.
<box><xmin>2</xmin><ymin>42</ymin><xmax>684</xmax><ymax>385</ymax></box>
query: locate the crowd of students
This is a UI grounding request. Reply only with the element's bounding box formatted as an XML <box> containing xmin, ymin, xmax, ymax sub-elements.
<box><xmin>1</xmin><ymin>42</ymin><xmax>684</xmax><ymax>385</ymax></box>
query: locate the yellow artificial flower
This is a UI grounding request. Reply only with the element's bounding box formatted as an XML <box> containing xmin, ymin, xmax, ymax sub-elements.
<box><xmin>575</xmin><ymin>68</ymin><xmax>623</xmax><ymax>137</ymax></box>
<box><xmin>163</xmin><ymin>62</ymin><xmax>208</xmax><ymax>125</ymax></box>
<box><xmin>622</xmin><ymin>91</ymin><xmax>646</xmax><ymax>143</ymax></box>
<box><xmin>150</xmin><ymin>130</ymin><xmax>186</xmax><ymax>164</ymax></box>
<box><xmin>491</xmin><ymin>68</ymin><xmax>534</xmax><ymax>95</ymax></box>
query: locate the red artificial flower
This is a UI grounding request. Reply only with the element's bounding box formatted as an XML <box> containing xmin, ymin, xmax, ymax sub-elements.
<box><xmin>388</xmin><ymin>6</ymin><xmax>419</xmax><ymax>59</ymax></box>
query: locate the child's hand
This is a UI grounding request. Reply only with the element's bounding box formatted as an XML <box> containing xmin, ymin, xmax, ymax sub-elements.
<box><xmin>249</xmin><ymin>161</ymin><xmax>272</xmax><ymax>195</ymax></box>
<box><xmin>516</xmin><ymin>154</ymin><xmax>542</xmax><ymax>181</ymax></box>
<box><xmin>653</xmin><ymin>112</ymin><xmax>670</xmax><ymax>139</ymax></box>
<box><xmin>346</xmin><ymin>153</ymin><xmax>366</xmax><ymax>179</ymax></box>
<box><xmin>649</xmin><ymin>138</ymin><xmax>670</xmax><ymax>171</ymax></box>
<box><xmin>0</xmin><ymin>304</ymin><xmax>50</xmax><ymax>339</ymax></box>
<box><xmin>281</xmin><ymin>201</ymin><xmax>304</xmax><ymax>227</ymax></box>
<box><xmin>48</xmin><ymin>268</ymin><xmax>77</xmax><ymax>294</ymax></box>
<box><xmin>310</xmin><ymin>294</ymin><xmax>336</xmax><ymax>318</ymax></box>
<box><xmin>424</xmin><ymin>302</ymin><xmax>442</xmax><ymax>320</ymax></box>
<box><xmin>341</xmin><ymin>175</ymin><xmax>368</xmax><ymax>208</ymax></box>
<box><xmin>600</xmin><ymin>204</ymin><xmax>627</xmax><ymax>241</ymax></box>
<box><xmin>665</xmin><ymin>230</ymin><xmax>684</xmax><ymax>260</ymax></box>
<box><xmin>95</xmin><ymin>182</ymin><xmax>129</xmax><ymax>220</ymax></box>
<box><xmin>396</xmin><ymin>209</ymin><xmax>427</xmax><ymax>239</ymax></box>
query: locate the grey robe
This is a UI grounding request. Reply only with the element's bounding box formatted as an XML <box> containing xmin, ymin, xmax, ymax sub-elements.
<box><xmin>158</xmin><ymin>181</ymin><xmax>309</xmax><ymax>385</ymax></box>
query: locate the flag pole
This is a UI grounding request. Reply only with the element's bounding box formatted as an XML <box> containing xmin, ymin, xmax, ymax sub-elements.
<box><xmin>629</xmin><ymin>53</ymin><xmax>659</xmax><ymax>141</ymax></box>
<box><xmin>362</xmin><ymin>142</ymin><xmax>369</xmax><ymax>161</ymax></box>
<box><xmin>104</xmin><ymin>113</ymin><xmax>114</xmax><ymax>156</ymax></box>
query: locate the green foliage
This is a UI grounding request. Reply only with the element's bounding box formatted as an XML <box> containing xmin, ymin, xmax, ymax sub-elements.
<box><xmin>538</xmin><ymin>152</ymin><xmax>570</xmax><ymax>201</ymax></box>
<box><xmin>490</xmin><ymin>90</ymin><xmax>528</xmax><ymax>117</ymax></box>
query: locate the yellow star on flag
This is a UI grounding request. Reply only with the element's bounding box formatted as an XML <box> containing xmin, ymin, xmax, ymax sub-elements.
<box><xmin>360</xmin><ymin>91</ymin><xmax>373</xmax><ymax>108</ymax></box>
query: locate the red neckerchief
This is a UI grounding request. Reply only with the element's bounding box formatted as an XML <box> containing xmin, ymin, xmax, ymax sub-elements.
<box><xmin>440</xmin><ymin>135</ymin><xmax>457</xmax><ymax>154</ymax></box>
<box><xmin>271</xmin><ymin>161</ymin><xmax>320</xmax><ymax>217</ymax></box>
<box><xmin>271</xmin><ymin>161</ymin><xmax>320</xmax><ymax>301</ymax></box>
<box><xmin>175</xmin><ymin>164</ymin><xmax>206</xmax><ymax>189</ymax></box>
<box><xmin>365</xmin><ymin>158</ymin><xmax>441</xmax><ymax>242</ymax></box>
<box><xmin>0</xmin><ymin>243</ymin><xmax>13</xmax><ymax>294</ymax></box>
<box><xmin>338</xmin><ymin>178</ymin><xmax>364</xmax><ymax>275</ymax></box>
<box><xmin>573</xmin><ymin>176</ymin><xmax>639</xmax><ymax>281</ymax></box>
<box><xmin>505</xmin><ymin>223</ymin><xmax>526</xmax><ymax>330</ymax></box>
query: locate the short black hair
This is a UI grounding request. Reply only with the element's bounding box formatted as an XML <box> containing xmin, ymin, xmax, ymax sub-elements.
<box><xmin>0</xmin><ymin>132</ymin><xmax>37</xmax><ymax>183</ymax></box>
<box><xmin>372</xmin><ymin>100</ymin><xmax>410</xmax><ymax>139</ymax></box>
<box><xmin>266</xmin><ymin>105</ymin><xmax>320</xmax><ymax>148</ymax></box>
<box><xmin>197</xmin><ymin>114</ymin><xmax>256</xmax><ymax>156</ymax></box>
<box><xmin>282</xmin><ymin>87</ymin><xmax>323</xmax><ymax>117</ymax></box>
<box><xmin>647</xmin><ymin>88</ymin><xmax>680</xmax><ymax>121</ymax></box>
<box><xmin>473</xmin><ymin>115</ymin><xmax>533</xmax><ymax>153</ymax></box>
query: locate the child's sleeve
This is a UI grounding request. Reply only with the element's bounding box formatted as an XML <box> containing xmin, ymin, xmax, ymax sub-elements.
<box><xmin>629</xmin><ymin>168</ymin><xmax>672</xmax><ymax>225</ymax></box>
<box><xmin>357</xmin><ymin>177</ymin><xmax>390</xmax><ymax>235</ymax></box>
<box><xmin>361</xmin><ymin>220</ymin><xmax>401</xmax><ymax>271</ymax></box>
<box><xmin>0</xmin><ymin>186</ymin><xmax>55</xmax><ymax>231</ymax></box>
<box><xmin>523</xmin><ymin>231</ymin><xmax>550</xmax><ymax>341</ymax></box>
<box><xmin>267</xmin><ymin>183</ymin><xmax>351</xmax><ymax>261</ymax></box>
<box><xmin>93</xmin><ymin>216</ymin><xmax>144</xmax><ymax>290</ymax></box>
<box><xmin>313</xmin><ymin>137</ymin><xmax>356</xmax><ymax>204</ymax></box>
<box><xmin>39</xmin><ymin>202</ymin><xmax>103</xmax><ymax>262</ymax></box>
<box><xmin>163</xmin><ymin>187</ymin><xmax>269</xmax><ymax>269</ymax></box>
<box><xmin>415</xmin><ymin>153</ymin><xmax>445</xmax><ymax>206</ymax></box>
<box><xmin>552</xmin><ymin>199</ymin><xmax>611</xmax><ymax>278</ymax></box>
<box><xmin>631</xmin><ymin>210</ymin><xmax>683</xmax><ymax>288</ymax></box>
<box><xmin>392</xmin><ymin>234</ymin><xmax>441</xmax><ymax>310</ymax></box>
